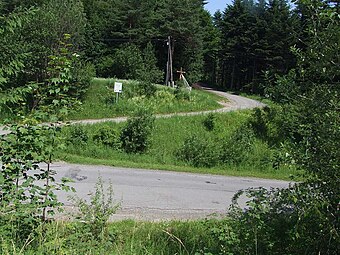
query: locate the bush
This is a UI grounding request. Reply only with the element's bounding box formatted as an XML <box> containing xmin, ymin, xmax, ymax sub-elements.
<box><xmin>111</xmin><ymin>44</ymin><xmax>144</xmax><ymax>80</ymax></box>
<box><xmin>213</xmin><ymin>184</ymin><xmax>340</xmax><ymax>255</ymax></box>
<box><xmin>202</xmin><ymin>113</ymin><xmax>216</xmax><ymax>131</ymax></box>
<box><xmin>67</xmin><ymin>125</ymin><xmax>89</xmax><ymax>145</ymax></box>
<box><xmin>69</xmin><ymin>176</ymin><xmax>119</xmax><ymax>242</ymax></box>
<box><xmin>96</xmin><ymin>55</ymin><xmax>115</xmax><ymax>78</ymax></box>
<box><xmin>174</xmin><ymin>87</ymin><xmax>191</xmax><ymax>101</ymax></box>
<box><xmin>220</xmin><ymin>124</ymin><xmax>255</xmax><ymax>165</ymax></box>
<box><xmin>138</xmin><ymin>80</ymin><xmax>157</xmax><ymax>98</ymax></box>
<box><xmin>155</xmin><ymin>89</ymin><xmax>176</xmax><ymax>103</ymax></box>
<box><xmin>73</xmin><ymin>61</ymin><xmax>95</xmax><ymax>99</ymax></box>
<box><xmin>119</xmin><ymin>108</ymin><xmax>155</xmax><ymax>153</ymax></box>
<box><xmin>176</xmin><ymin>134</ymin><xmax>218</xmax><ymax>168</ymax></box>
<box><xmin>93</xmin><ymin>125</ymin><xmax>120</xmax><ymax>149</ymax></box>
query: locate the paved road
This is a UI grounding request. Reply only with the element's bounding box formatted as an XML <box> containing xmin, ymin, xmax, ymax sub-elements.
<box><xmin>51</xmin><ymin>162</ymin><xmax>290</xmax><ymax>221</ymax></box>
<box><xmin>1</xmin><ymin>89</ymin><xmax>272</xmax><ymax>221</ymax></box>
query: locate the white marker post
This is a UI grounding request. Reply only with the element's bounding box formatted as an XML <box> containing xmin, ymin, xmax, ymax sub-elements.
<box><xmin>114</xmin><ymin>82</ymin><xmax>123</xmax><ymax>103</ymax></box>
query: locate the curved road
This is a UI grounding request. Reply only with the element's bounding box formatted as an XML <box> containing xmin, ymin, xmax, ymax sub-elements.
<box><xmin>0</xmin><ymin>89</ymin><xmax>265</xmax><ymax>132</ymax></box>
<box><xmin>1</xmin><ymin>89</ymin><xmax>279</xmax><ymax>221</ymax></box>
<box><xmin>66</xmin><ymin>88</ymin><xmax>266</xmax><ymax>125</ymax></box>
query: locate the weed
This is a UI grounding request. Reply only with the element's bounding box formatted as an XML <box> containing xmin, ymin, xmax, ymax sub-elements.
<box><xmin>69</xmin><ymin>176</ymin><xmax>120</xmax><ymax>242</ymax></box>
<box><xmin>220</xmin><ymin>124</ymin><xmax>255</xmax><ymax>165</ymax></box>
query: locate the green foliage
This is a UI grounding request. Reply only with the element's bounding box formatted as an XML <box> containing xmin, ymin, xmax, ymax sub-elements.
<box><xmin>0</xmin><ymin>120</ymin><xmax>72</xmax><ymax>247</ymax></box>
<box><xmin>0</xmin><ymin>0</ymin><xmax>90</xmax><ymax>120</ymax></box>
<box><xmin>266</xmin><ymin>0</ymin><xmax>340</xmax><ymax>206</ymax></box>
<box><xmin>213</xmin><ymin>0</ymin><xmax>297</xmax><ymax>92</ymax></box>
<box><xmin>138</xmin><ymin>80</ymin><xmax>157</xmax><ymax>98</ymax></box>
<box><xmin>67</xmin><ymin>125</ymin><xmax>89</xmax><ymax>145</ymax></box>
<box><xmin>0</xmin><ymin>218</ymin><xmax>221</xmax><ymax>254</ymax></box>
<box><xmin>264</xmin><ymin>70</ymin><xmax>298</xmax><ymax>104</ymax></box>
<box><xmin>68</xmin><ymin>78</ymin><xmax>221</xmax><ymax>121</ymax></box>
<box><xmin>220</xmin><ymin>124</ymin><xmax>255</xmax><ymax>165</ymax></box>
<box><xmin>174</xmin><ymin>87</ymin><xmax>191</xmax><ymax>101</ymax></box>
<box><xmin>60</xmin><ymin>112</ymin><xmax>297</xmax><ymax>180</ymax></box>
<box><xmin>176</xmin><ymin>134</ymin><xmax>219</xmax><ymax>168</ymax></box>
<box><xmin>111</xmin><ymin>44</ymin><xmax>144</xmax><ymax>80</ymax></box>
<box><xmin>213</xmin><ymin>2</ymin><xmax>340</xmax><ymax>255</ymax></box>
<box><xmin>120</xmin><ymin>108</ymin><xmax>155</xmax><ymax>153</ymax></box>
<box><xmin>218</xmin><ymin>183</ymin><xmax>340</xmax><ymax>254</ymax></box>
<box><xmin>141</xmin><ymin>42</ymin><xmax>164</xmax><ymax>84</ymax></box>
<box><xmin>69</xmin><ymin>176</ymin><xmax>120</xmax><ymax>242</ymax></box>
<box><xmin>83</xmin><ymin>0</ymin><xmax>206</xmax><ymax>83</ymax></box>
<box><xmin>93</xmin><ymin>125</ymin><xmax>120</xmax><ymax>148</ymax></box>
<box><xmin>202</xmin><ymin>113</ymin><xmax>216</xmax><ymax>131</ymax></box>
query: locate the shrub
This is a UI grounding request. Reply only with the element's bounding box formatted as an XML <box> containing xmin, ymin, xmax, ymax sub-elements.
<box><xmin>138</xmin><ymin>80</ymin><xmax>157</xmax><ymax>98</ymax></box>
<box><xmin>96</xmin><ymin>55</ymin><xmax>115</xmax><ymax>78</ymax></box>
<box><xmin>120</xmin><ymin>108</ymin><xmax>155</xmax><ymax>153</ymax></box>
<box><xmin>215</xmin><ymin>184</ymin><xmax>340</xmax><ymax>255</ymax></box>
<box><xmin>155</xmin><ymin>89</ymin><xmax>175</xmax><ymax>103</ymax></box>
<box><xmin>174</xmin><ymin>87</ymin><xmax>191</xmax><ymax>101</ymax></box>
<box><xmin>220</xmin><ymin>124</ymin><xmax>255</xmax><ymax>165</ymax></box>
<box><xmin>203</xmin><ymin>113</ymin><xmax>216</xmax><ymax>131</ymax></box>
<box><xmin>176</xmin><ymin>134</ymin><xmax>218</xmax><ymax>168</ymax></box>
<box><xmin>93</xmin><ymin>126</ymin><xmax>120</xmax><ymax>149</ymax></box>
<box><xmin>111</xmin><ymin>44</ymin><xmax>144</xmax><ymax>80</ymax></box>
<box><xmin>68</xmin><ymin>125</ymin><xmax>88</xmax><ymax>145</ymax></box>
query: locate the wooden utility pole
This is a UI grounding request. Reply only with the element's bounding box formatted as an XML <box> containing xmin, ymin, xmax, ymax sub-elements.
<box><xmin>165</xmin><ymin>36</ymin><xmax>174</xmax><ymax>87</ymax></box>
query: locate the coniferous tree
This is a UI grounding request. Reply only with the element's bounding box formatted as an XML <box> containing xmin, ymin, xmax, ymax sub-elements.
<box><xmin>216</xmin><ymin>0</ymin><xmax>297</xmax><ymax>92</ymax></box>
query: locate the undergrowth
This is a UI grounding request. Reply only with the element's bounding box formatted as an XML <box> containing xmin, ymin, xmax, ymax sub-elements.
<box><xmin>57</xmin><ymin>111</ymin><xmax>300</xmax><ymax>180</ymax></box>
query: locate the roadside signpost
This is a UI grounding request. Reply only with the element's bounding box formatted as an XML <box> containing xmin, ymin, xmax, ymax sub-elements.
<box><xmin>114</xmin><ymin>82</ymin><xmax>123</xmax><ymax>102</ymax></box>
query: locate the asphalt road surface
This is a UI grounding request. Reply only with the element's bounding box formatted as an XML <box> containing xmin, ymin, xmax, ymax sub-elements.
<box><xmin>52</xmin><ymin>162</ymin><xmax>290</xmax><ymax>221</ymax></box>
<box><xmin>1</xmin><ymin>90</ymin><xmax>274</xmax><ymax>221</ymax></box>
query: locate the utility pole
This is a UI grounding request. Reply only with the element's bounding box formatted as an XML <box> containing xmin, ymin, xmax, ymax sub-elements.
<box><xmin>165</xmin><ymin>36</ymin><xmax>174</xmax><ymax>87</ymax></box>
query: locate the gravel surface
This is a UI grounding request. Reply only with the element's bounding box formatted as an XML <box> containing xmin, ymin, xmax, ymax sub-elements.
<box><xmin>68</xmin><ymin>88</ymin><xmax>266</xmax><ymax>125</ymax></box>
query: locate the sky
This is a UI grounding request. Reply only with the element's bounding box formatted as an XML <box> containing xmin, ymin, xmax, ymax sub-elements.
<box><xmin>205</xmin><ymin>0</ymin><xmax>233</xmax><ymax>14</ymax></box>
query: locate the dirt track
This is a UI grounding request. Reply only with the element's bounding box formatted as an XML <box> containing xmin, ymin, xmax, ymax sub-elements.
<box><xmin>0</xmin><ymin>88</ymin><xmax>265</xmax><ymax>131</ymax></box>
<box><xmin>69</xmin><ymin>88</ymin><xmax>266</xmax><ymax>125</ymax></box>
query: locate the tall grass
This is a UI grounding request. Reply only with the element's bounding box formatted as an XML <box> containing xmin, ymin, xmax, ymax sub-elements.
<box><xmin>0</xmin><ymin>219</ymin><xmax>223</xmax><ymax>254</ymax></box>
<box><xmin>58</xmin><ymin>111</ymin><xmax>299</xmax><ymax>180</ymax></box>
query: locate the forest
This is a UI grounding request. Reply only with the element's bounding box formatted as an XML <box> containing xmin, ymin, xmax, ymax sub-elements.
<box><xmin>0</xmin><ymin>0</ymin><xmax>339</xmax><ymax>254</ymax></box>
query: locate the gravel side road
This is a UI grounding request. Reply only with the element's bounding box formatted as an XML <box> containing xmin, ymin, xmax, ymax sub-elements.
<box><xmin>1</xmin><ymin>89</ymin><xmax>272</xmax><ymax>221</ymax></box>
<box><xmin>68</xmin><ymin>88</ymin><xmax>266</xmax><ymax>125</ymax></box>
<box><xmin>0</xmin><ymin>89</ymin><xmax>265</xmax><ymax>130</ymax></box>
<box><xmin>52</xmin><ymin>162</ymin><xmax>289</xmax><ymax>221</ymax></box>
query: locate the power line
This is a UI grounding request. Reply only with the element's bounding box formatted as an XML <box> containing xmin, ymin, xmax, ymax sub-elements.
<box><xmin>99</xmin><ymin>38</ymin><xmax>167</xmax><ymax>43</ymax></box>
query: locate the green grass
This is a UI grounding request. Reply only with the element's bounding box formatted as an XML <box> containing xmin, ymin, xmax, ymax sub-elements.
<box><xmin>57</xmin><ymin>111</ymin><xmax>300</xmax><ymax>181</ymax></box>
<box><xmin>0</xmin><ymin>219</ymin><xmax>225</xmax><ymax>254</ymax></box>
<box><xmin>67</xmin><ymin>78</ymin><xmax>223</xmax><ymax>120</ymax></box>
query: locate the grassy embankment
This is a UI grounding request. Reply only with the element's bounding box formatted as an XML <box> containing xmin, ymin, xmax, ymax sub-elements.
<box><xmin>57</xmin><ymin>78</ymin><xmax>300</xmax><ymax>181</ymax></box>
<box><xmin>58</xmin><ymin>110</ymin><xmax>299</xmax><ymax>181</ymax></box>
<box><xmin>67</xmin><ymin>78</ymin><xmax>223</xmax><ymax>120</ymax></box>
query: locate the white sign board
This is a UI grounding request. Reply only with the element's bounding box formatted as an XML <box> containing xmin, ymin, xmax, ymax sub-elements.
<box><xmin>114</xmin><ymin>82</ymin><xmax>123</xmax><ymax>93</ymax></box>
